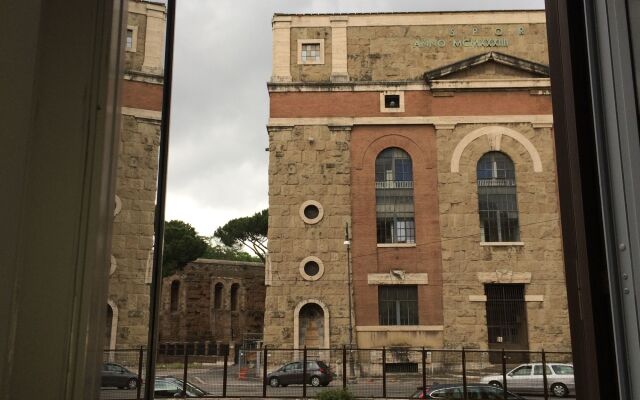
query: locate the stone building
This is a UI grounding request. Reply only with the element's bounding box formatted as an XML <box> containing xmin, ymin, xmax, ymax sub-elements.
<box><xmin>159</xmin><ymin>259</ymin><xmax>266</xmax><ymax>360</ymax></box>
<box><xmin>105</xmin><ymin>0</ymin><xmax>166</xmax><ymax>351</ymax></box>
<box><xmin>264</xmin><ymin>10</ymin><xmax>571</xmax><ymax>354</ymax></box>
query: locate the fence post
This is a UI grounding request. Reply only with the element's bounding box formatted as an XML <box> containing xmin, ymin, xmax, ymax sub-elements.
<box><xmin>262</xmin><ymin>346</ymin><xmax>268</xmax><ymax>398</ymax></box>
<box><xmin>136</xmin><ymin>346</ymin><xmax>143</xmax><ymax>400</ymax></box>
<box><xmin>223</xmin><ymin>350</ymin><xmax>228</xmax><ymax>397</ymax></box>
<box><xmin>382</xmin><ymin>347</ymin><xmax>387</xmax><ymax>398</ymax></box>
<box><xmin>462</xmin><ymin>348</ymin><xmax>468</xmax><ymax>400</ymax></box>
<box><xmin>542</xmin><ymin>349</ymin><xmax>549</xmax><ymax>400</ymax></box>
<box><xmin>501</xmin><ymin>348</ymin><xmax>508</xmax><ymax>400</ymax></box>
<box><xmin>182</xmin><ymin>352</ymin><xmax>188</xmax><ymax>398</ymax></box>
<box><xmin>422</xmin><ymin>348</ymin><xmax>427</xmax><ymax>399</ymax></box>
<box><xmin>303</xmin><ymin>346</ymin><xmax>308</xmax><ymax>398</ymax></box>
<box><xmin>342</xmin><ymin>345</ymin><xmax>347</xmax><ymax>390</ymax></box>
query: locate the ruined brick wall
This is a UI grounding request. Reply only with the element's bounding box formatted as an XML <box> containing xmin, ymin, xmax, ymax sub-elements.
<box><xmin>159</xmin><ymin>260</ymin><xmax>265</xmax><ymax>347</ymax></box>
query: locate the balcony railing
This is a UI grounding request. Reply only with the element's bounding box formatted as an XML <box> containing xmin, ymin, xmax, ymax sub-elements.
<box><xmin>375</xmin><ymin>180</ymin><xmax>414</xmax><ymax>189</ymax></box>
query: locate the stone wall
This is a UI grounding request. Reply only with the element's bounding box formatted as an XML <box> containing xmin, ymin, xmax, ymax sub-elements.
<box><xmin>264</xmin><ymin>125</ymin><xmax>352</xmax><ymax>349</ymax></box>
<box><xmin>436</xmin><ymin>122</ymin><xmax>570</xmax><ymax>351</ymax></box>
<box><xmin>125</xmin><ymin>11</ymin><xmax>147</xmax><ymax>71</ymax></box>
<box><xmin>108</xmin><ymin>113</ymin><xmax>160</xmax><ymax>348</ymax></box>
<box><xmin>346</xmin><ymin>23</ymin><xmax>548</xmax><ymax>82</ymax></box>
<box><xmin>290</xmin><ymin>27</ymin><xmax>332</xmax><ymax>82</ymax></box>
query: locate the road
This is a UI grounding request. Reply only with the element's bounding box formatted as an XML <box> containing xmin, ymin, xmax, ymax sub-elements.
<box><xmin>100</xmin><ymin>366</ymin><xmax>576</xmax><ymax>399</ymax></box>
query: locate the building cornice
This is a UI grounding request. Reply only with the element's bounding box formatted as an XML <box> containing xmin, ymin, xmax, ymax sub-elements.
<box><xmin>268</xmin><ymin>78</ymin><xmax>550</xmax><ymax>92</ymax></box>
<box><xmin>268</xmin><ymin>115</ymin><xmax>553</xmax><ymax>128</ymax></box>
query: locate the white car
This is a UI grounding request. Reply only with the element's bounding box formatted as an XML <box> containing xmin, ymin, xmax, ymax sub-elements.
<box><xmin>479</xmin><ymin>363</ymin><xmax>574</xmax><ymax>397</ymax></box>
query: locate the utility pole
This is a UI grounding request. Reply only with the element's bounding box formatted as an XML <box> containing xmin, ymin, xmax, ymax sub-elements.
<box><xmin>344</xmin><ymin>223</ymin><xmax>356</xmax><ymax>379</ymax></box>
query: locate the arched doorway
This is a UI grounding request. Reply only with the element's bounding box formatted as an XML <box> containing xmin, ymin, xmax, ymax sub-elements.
<box><xmin>299</xmin><ymin>303</ymin><xmax>324</xmax><ymax>348</ymax></box>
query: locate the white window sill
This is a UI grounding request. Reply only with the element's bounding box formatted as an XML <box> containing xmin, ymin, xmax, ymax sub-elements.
<box><xmin>377</xmin><ymin>243</ymin><xmax>417</xmax><ymax>248</ymax></box>
<box><xmin>480</xmin><ymin>242</ymin><xmax>524</xmax><ymax>246</ymax></box>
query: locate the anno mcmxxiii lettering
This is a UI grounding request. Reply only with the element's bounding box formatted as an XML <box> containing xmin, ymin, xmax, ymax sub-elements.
<box><xmin>414</xmin><ymin>37</ymin><xmax>509</xmax><ymax>48</ymax></box>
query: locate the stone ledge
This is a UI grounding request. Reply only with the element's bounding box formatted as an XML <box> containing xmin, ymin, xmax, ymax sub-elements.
<box><xmin>368</xmin><ymin>272</ymin><xmax>428</xmax><ymax>285</ymax></box>
<box><xmin>477</xmin><ymin>270</ymin><xmax>532</xmax><ymax>284</ymax></box>
<box><xmin>480</xmin><ymin>241</ymin><xmax>525</xmax><ymax>246</ymax></box>
<box><xmin>356</xmin><ymin>325</ymin><xmax>444</xmax><ymax>332</ymax></box>
<box><xmin>377</xmin><ymin>243</ymin><xmax>416</xmax><ymax>248</ymax></box>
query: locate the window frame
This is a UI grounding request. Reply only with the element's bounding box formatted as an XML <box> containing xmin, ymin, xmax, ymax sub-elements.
<box><xmin>375</xmin><ymin>147</ymin><xmax>416</xmax><ymax>244</ymax></box>
<box><xmin>297</xmin><ymin>39</ymin><xmax>324</xmax><ymax>65</ymax></box>
<box><xmin>476</xmin><ymin>151</ymin><xmax>520</xmax><ymax>243</ymax></box>
<box><xmin>378</xmin><ymin>285</ymin><xmax>419</xmax><ymax>326</ymax></box>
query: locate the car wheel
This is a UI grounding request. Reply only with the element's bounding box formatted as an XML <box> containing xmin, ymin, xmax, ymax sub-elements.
<box><xmin>269</xmin><ymin>377</ymin><xmax>280</xmax><ymax>388</ymax></box>
<box><xmin>321</xmin><ymin>382</ymin><xmax>329</xmax><ymax>387</ymax></box>
<box><xmin>488</xmin><ymin>381</ymin><xmax>502</xmax><ymax>388</ymax></box>
<box><xmin>310</xmin><ymin>376</ymin><xmax>321</xmax><ymax>387</ymax></box>
<box><xmin>551</xmin><ymin>383</ymin><xmax>568</xmax><ymax>397</ymax></box>
<box><xmin>127</xmin><ymin>378</ymin><xmax>138</xmax><ymax>390</ymax></box>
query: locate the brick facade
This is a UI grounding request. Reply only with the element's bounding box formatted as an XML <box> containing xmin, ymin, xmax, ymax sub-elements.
<box><xmin>265</xmin><ymin>11</ymin><xmax>571</xmax><ymax>353</ymax></box>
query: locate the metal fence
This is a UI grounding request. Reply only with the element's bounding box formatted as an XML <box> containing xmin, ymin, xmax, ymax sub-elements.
<box><xmin>100</xmin><ymin>347</ymin><xmax>574</xmax><ymax>399</ymax></box>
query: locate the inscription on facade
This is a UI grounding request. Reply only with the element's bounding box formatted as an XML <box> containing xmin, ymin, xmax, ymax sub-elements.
<box><xmin>414</xmin><ymin>26</ymin><xmax>524</xmax><ymax>49</ymax></box>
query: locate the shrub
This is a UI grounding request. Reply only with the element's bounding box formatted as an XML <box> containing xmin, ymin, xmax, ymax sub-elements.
<box><xmin>317</xmin><ymin>388</ymin><xmax>355</xmax><ymax>400</ymax></box>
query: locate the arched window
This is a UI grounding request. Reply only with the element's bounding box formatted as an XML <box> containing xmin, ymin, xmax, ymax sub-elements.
<box><xmin>230</xmin><ymin>283</ymin><xmax>239</xmax><ymax>311</ymax></box>
<box><xmin>477</xmin><ymin>152</ymin><xmax>520</xmax><ymax>242</ymax></box>
<box><xmin>105</xmin><ymin>305</ymin><xmax>113</xmax><ymax>345</ymax></box>
<box><xmin>214</xmin><ymin>283</ymin><xmax>224</xmax><ymax>310</ymax></box>
<box><xmin>375</xmin><ymin>148</ymin><xmax>415</xmax><ymax>243</ymax></box>
<box><xmin>170</xmin><ymin>280</ymin><xmax>180</xmax><ymax>312</ymax></box>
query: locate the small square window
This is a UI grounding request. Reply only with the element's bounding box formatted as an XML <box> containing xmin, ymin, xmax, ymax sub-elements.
<box><xmin>126</xmin><ymin>29</ymin><xmax>133</xmax><ymax>49</ymax></box>
<box><xmin>297</xmin><ymin>40</ymin><xmax>324</xmax><ymax>65</ymax></box>
<box><xmin>384</xmin><ymin>95</ymin><xmax>400</xmax><ymax>108</ymax></box>
<box><xmin>125</xmin><ymin>26</ymin><xmax>137</xmax><ymax>52</ymax></box>
<box><xmin>380</xmin><ymin>91</ymin><xmax>405</xmax><ymax>113</ymax></box>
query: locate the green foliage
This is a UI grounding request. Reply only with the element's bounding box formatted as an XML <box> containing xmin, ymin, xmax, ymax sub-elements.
<box><xmin>202</xmin><ymin>241</ymin><xmax>261</xmax><ymax>263</ymax></box>
<box><xmin>162</xmin><ymin>220</ymin><xmax>208</xmax><ymax>277</ymax></box>
<box><xmin>214</xmin><ymin>209</ymin><xmax>268</xmax><ymax>262</ymax></box>
<box><xmin>317</xmin><ymin>389</ymin><xmax>355</xmax><ymax>400</ymax></box>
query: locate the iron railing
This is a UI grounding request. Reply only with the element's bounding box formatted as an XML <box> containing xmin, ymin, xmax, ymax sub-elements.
<box><xmin>100</xmin><ymin>346</ymin><xmax>574</xmax><ymax>399</ymax></box>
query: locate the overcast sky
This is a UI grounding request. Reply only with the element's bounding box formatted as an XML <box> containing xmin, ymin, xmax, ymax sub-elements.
<box><xmin>165</xmin><ymin>0</ymin><xmax>544</xmax><ymax>237</ymax></box>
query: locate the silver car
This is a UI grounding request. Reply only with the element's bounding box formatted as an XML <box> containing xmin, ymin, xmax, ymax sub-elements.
<box><xmin>480</xmin><ymin>363</ymin><xmax>574</xmax><ymax>397</ymax></box>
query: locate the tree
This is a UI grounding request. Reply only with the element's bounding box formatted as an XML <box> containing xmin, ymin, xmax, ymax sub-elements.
<box><xmin>214</xmin><ymin>209</ymin><xmax>268</xmax><ymax>262</ymax></box>
<box><xmin>201</xmin><ymin>238</ymin><xmax>261</xmax><ymax>263</ymax></box>
<box><xmin>162</xmin><ymin>220</ymin><xmax>208</xmax><ymax>277</ymax></box>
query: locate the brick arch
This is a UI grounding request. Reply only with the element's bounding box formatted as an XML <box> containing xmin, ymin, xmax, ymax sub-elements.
<box><xmin>354</xmin><ymin>133</ymin><xmax>429</xmax><ymax>171</ymax></box>
<box><xmin>450</xmin><ymin>126</ymin><xmax>542</xmax><ymax>173</ymax></box>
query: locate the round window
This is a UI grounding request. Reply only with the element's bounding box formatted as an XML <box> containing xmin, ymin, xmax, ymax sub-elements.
<box><xmin>303</xmin><ymin>261</ymin><xmax>320</xmax><ymax>277</ymax></box>
<box><xmin>299</xmin><ymin>256</ymin><xmax>324</xmax><ymax>281</ymax></box>
<box><xmin>303</xmin><ymin>204</ymin><xmax>320</xmax><ymax>219</ymax></box>
<box><xmin>299</xmin><ymin>200</ymin><xmax>324</xmax><ymax>224</ymax></box>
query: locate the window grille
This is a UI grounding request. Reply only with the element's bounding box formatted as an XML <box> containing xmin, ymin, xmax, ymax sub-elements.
<box><xmin>477</xmin><ymin>152</ymin><xmax>520</xmax><ymax>242</ymax></box>
<box><xmin>378</xmin><ymin>285</ymin><xmax>418</xmax><ymax>325</ymax></box>
<box><xmin>375</xmin><ymin>148</ymin><xmax>415</xmax><ymax>243</ymax></box>
<box><xmin>301</xmin><ymin>43</ymin><xmax>320</xmax><ymax>62</ymax></box>
<box><xmin>485</xmin><ymin>284</ymin><xmax>528</xmax><ymax>347</ymax></box>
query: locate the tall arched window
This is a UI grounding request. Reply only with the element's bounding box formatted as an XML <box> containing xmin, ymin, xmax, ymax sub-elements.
<box><xmin>214</xmin><ymin>282</ymin><xmax>224</xmax><ymax>310</ymax></box>
<box><xmin>230</xmin><ymin>283</ymin><xmax>239</xmax><ymax>311</ymax></box>
<box><xmin>170</xmin><ymin>280</ymin><xmax>180</xmax><ymax>312</ymax></box>
<box><xmin>477</xmin><ymin>152</ymin><xmax>520</xmax><ymax>242</ymax></box>
<box><xmin>375</xmin><ymin>148</ymin><xmax>415</xmax><ymax>243</ymax></box>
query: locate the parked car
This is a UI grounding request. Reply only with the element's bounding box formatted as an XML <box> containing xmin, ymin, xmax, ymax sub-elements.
<box><xmin>479</xmin><ymin>363</ymin><xmax>574</xmax><ymax>397</ymax></box>
<box><xmin>154</xmin><ymin>376</ymin><xmax>208</xmax><ymax>398</ymax></box>
<box><xmin>411</xmin><ymin>383</ymin><xmax>525</xmax><ymax>399</ymax></box>
<box><xmin>266</xmin><ymin>360</ymin><xmax>334</xmax><ymax>387</ymax></box>
<box><xmin>101</xmin><ymin>362</ymin><xmax>139</xmax><ymax>389</ymax></box>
